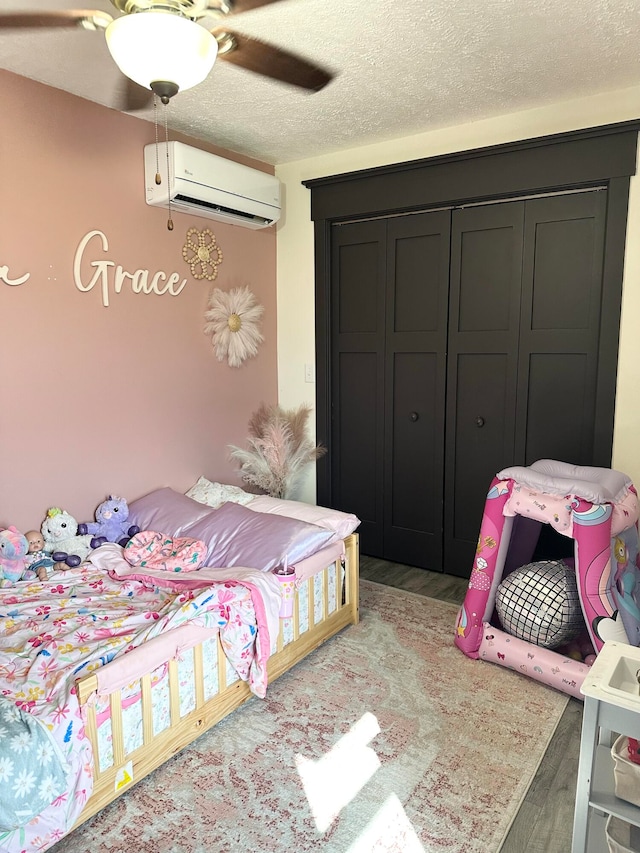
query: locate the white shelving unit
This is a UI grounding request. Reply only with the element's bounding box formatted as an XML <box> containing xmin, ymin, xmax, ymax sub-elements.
<box><xmin>573</xmin><ymin>641</ymin><xmax>640</xmax><ymax>852</ymax></box>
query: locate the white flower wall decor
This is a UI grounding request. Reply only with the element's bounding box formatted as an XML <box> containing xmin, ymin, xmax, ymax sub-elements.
<box><xmin>204</xmin><ymin>285</ymin><xmax>265</xmax><ymax>368</ymax></box>
<box><xmin>182</xmin><ymin>227</ymin><xmax>223</xmax><ymax>281</ymax></box>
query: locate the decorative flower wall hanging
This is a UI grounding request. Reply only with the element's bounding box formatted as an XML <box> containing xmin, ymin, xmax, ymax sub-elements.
<box><xmin>204</xmin><ymin>285</ymin><xmax>264</xmax><ymax>368</ymax></box>
<box><xmin>182</xmin><ymin>227</ymin><xmax>223</xmax><ymax>281</ymax></box>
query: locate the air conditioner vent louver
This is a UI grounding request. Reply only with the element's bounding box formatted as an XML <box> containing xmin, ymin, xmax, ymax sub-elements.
<box><xmin>143</xmin><ymin>142</ymin><xmax>281</xmax><ymax>230</ymax></box>
<box><xmin>174</xmin><ymin>194</ymin><xmax>270</xmax><ymax>226</ymax></box>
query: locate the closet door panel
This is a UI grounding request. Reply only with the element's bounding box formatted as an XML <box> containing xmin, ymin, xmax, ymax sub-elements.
<box><xmin>384</xmin><ymin>351</ymin><xmax>442</xmax><ymax>567</ymax></box>
<box><xmin>448</xmin><ymin>353</ymin><xmax>515</xmax><ymax>570</ymax></box>
<box><xmin>335</xmin><ymin>352</ymin><xmax>383</xmax><ymax>551</ymax></box>
<box><xmin>383</xmin><ymin>212</ymin><xmax>449</xmax><ymax>569</ymax></box>
<box><xmin>337</xmin><ymin>241</ymin><xmax>379</xmax><ymax>332</ymax></box>
<box><xmin>457</xmin><ymin>226</ymin><xmax>517</xmax><ymax>332</ymax></box>
<box><xmin>529</xmin><ymin>217</ymin><xmax>594</xmax><ymax>330</ymax></box>
<box><xmin>515</xmin><ymin>191</ymin><xmax>606</xmax><ymax>464</ymax></box>
<box><xmin>523</xmin><ymin>352</ymin><xmax>593</xmax><ymax>464</ymax></box>
<box><xmin>331</xmin><ymin>221</ymin><xmax>386</xmax><ymax>557</ymax></box>
<box><xmin>393</xmin><ymin>229</ymin><xmax>444</xmax><ymax>332</ymax></box>
<box><xmin>445</xmin><ymin>202</ymin><xmax>524</xmax><ymax>577</ymax></box>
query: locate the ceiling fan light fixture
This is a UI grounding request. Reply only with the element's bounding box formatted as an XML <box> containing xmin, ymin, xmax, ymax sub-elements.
<box><xmin>105</xmin><ymin>11</ymin><xmax>218</xmax><ymax>94</ymax></box>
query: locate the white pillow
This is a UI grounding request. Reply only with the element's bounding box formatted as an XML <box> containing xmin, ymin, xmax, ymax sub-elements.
<box><xmin>185</xmin><ymin>477</ymin><xmax>255</xmax><ymax>509</ymax></box>
<box><xmin>248</xmin><ymin>495</ymin><xmax>360</xmax><ymax>542</ymax></box>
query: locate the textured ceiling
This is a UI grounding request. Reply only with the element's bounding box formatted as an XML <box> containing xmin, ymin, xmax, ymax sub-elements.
<box><xmin>2</xmin><ymin>0</ymin><xmax>640</xmax><ymax>165</ymax></box>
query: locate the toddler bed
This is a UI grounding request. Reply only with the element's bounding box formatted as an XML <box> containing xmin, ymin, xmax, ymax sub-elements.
<box><xmin>0</xmin><ymin>484</ymin><xmax>360</xmax><ymax>852</ymax></box>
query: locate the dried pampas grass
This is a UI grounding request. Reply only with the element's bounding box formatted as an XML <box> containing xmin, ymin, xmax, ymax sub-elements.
<box><xmin>228</xmin><ymin>403</ymin><xmax>326</xmax><ymax>499</ymax></box>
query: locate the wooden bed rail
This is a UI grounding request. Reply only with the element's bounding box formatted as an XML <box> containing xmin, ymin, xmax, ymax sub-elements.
<box><xmin>73</xmin><ymin>533</ymin><xmax>359</xmax><ymax>827</ymax></box>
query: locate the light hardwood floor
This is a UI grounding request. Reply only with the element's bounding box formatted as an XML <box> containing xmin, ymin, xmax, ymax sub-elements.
<box><xmin>359</xmin><ymin>553</ymin><xmax>582</xmax><ymax>853</ymax></box>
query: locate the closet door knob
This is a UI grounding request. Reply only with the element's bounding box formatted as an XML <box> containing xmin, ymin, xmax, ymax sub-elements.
<box><xmin>476</xmin><ymin>416</ymin><xmax>485</xmax><ymax>428</ymax></box>
<box><xmin>410</xmin><ymin>412</ymin><xmax>419</xmax><ymax>422</ymax></box>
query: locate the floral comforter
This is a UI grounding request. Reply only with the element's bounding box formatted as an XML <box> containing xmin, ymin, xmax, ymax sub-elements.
<box><xmin>0</xmin><ymin>549</ymin><xmax>281</xmax><ymax>852</ymax></box>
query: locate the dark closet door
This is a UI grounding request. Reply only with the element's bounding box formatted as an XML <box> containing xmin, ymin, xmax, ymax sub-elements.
<box><xmin>383</xmin><ymin>213</ymin><xmax>450</xmax><ymax>567</ymax></box>
<box><xmin>313</xmin><ymin>127</ymin><xmax>632</xmax><ymax>581</ymax></box>
<box><xmin>445</xmin><ymin>202</ymin><xmax>525</xmax><ymax>575</ymax></box>
<box><xmin>515</xmin><ymin>191</ymin><xmax>607</xmax><ymax>465</ymax></box>
<box><xmin>445</xmin><ymin>190</ymin><xmax>608</xmax><ymax>578</ymax></box>
<box><xmin>330</xmin><ymin>211</ymin><xmax>450</xmax><ymax>567</ymax></box>
<box><xmin>330</xmin><ymin>219</ymin><xmax>386</xmax><ymax>556</ymax></box>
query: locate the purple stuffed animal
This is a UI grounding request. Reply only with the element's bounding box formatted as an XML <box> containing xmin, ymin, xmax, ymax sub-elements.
<box><xmin>78</xmin><ymin>496</ymin><xmax>140</xmax><ymax>549</ymax></box>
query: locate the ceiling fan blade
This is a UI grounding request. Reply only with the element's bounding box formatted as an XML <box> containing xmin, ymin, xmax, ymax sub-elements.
<box><xmin>0</xmin><ymin>10</ymin><xmax>112</xmax><ymax>30</ymax></box>
<box><xmin>213</xmin><ymin>28</ymin><xmax>333</xmax><ymax>92</ymax></box>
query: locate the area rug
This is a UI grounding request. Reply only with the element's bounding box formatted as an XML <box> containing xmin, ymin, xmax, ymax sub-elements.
<box><xmin>52</xmin><ymin>580</ymin><xmax>568</xmax><ymax>853</ymax></box>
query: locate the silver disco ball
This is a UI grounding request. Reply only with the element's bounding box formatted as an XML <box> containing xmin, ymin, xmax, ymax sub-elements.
<box><xmin>495</xmin><ymin>560</ymin><xmax>583</xmax><ymax>648</ymax></box>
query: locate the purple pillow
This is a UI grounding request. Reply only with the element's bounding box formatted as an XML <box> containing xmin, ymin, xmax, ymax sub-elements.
<box><xmin>183</xmin><ymin>502</ymin><xmax>334</xmax><ymax>571</ymax></box>
<box><xmin>128</xmin><ymin>488</ymin><xmax>214</xmax><ymax>537</ymax></box>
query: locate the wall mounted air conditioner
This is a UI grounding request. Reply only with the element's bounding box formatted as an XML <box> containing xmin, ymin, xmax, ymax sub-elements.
<box><xmin>143</xmin><ymin>141</ymin><xmax>281</xmax><ymax>230</ymax></box>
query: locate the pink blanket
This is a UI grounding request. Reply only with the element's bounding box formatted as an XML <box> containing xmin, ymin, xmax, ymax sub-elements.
<box><xmin>0</xmin><ymin>546</ymin><xmax>281</xmax><ymax>853</ymax></box>
<box><xmin>89</xmin><ymin>543</ymin><xmax>282</xmax><ymax>694</ymax></box>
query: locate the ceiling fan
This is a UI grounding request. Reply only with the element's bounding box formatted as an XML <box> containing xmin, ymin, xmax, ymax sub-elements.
<box><xmin>0</xmin><ymin>1</ymin><xmax>334</xmax><ymax>109</ymax></box>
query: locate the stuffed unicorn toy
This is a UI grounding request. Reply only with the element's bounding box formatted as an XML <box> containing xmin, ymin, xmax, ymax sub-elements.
<box><xmin>78</xmin><ymin>495</ymin><xmax>139</xmax><ymax>549</ymax></box>
<box><xmin>41</xmin><ymin>507</ymin><xmax>93</xmax><ymax>568</ymax></box>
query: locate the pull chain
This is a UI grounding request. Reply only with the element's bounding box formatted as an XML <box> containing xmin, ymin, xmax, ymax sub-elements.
<box><xmin>153</xmin><ymin>94</ymin><xmax>161</xmax><ymax>185</ymax></box>
<box><xmin>164</xmin><ymin>101</ymin><xmax>173</xmax><ymax>231</ymax></box>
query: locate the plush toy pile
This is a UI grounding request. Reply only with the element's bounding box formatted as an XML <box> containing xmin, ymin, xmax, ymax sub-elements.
<box><xmin>1</xmin><ymin>496</ymin><xmax>138</xmax><ymax>580</ymax></box>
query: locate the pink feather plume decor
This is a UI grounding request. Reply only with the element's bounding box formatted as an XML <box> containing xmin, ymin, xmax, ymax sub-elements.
<box><xmin>228</xmin><ymin>403</ymin><xmax>326</xmax><ymax>499</ymax></box>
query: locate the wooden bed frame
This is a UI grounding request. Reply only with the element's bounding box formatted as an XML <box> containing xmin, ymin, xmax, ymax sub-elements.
<box><xmin>72</xmin><ymin>533</ymin><xmax>359</xmax><ymax>829</ymax></box>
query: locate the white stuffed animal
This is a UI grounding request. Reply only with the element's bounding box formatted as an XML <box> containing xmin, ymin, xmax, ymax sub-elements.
<box><xmin>41</xmin><ymin>507</ymin><xmax>93</xmax><ymax>568</ymax></box>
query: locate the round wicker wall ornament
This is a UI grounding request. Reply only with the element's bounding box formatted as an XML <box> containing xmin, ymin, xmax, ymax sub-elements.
<box><xmin>182</xmin><ymin>227</ymin><xmax>223</xmax><ymax>281</ymax></box>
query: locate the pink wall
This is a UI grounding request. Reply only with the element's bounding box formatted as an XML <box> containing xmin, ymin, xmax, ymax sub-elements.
<box><xmin>0</xmin><ymin>70</ymin><xmax>277</xmax><ymax>533</ymax></box>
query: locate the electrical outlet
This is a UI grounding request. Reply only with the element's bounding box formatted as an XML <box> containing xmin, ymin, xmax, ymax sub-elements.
<box><xmin>304</xmin><ymin>363</ymin><xmax>315</xmax><ymax>383</ymax></box>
